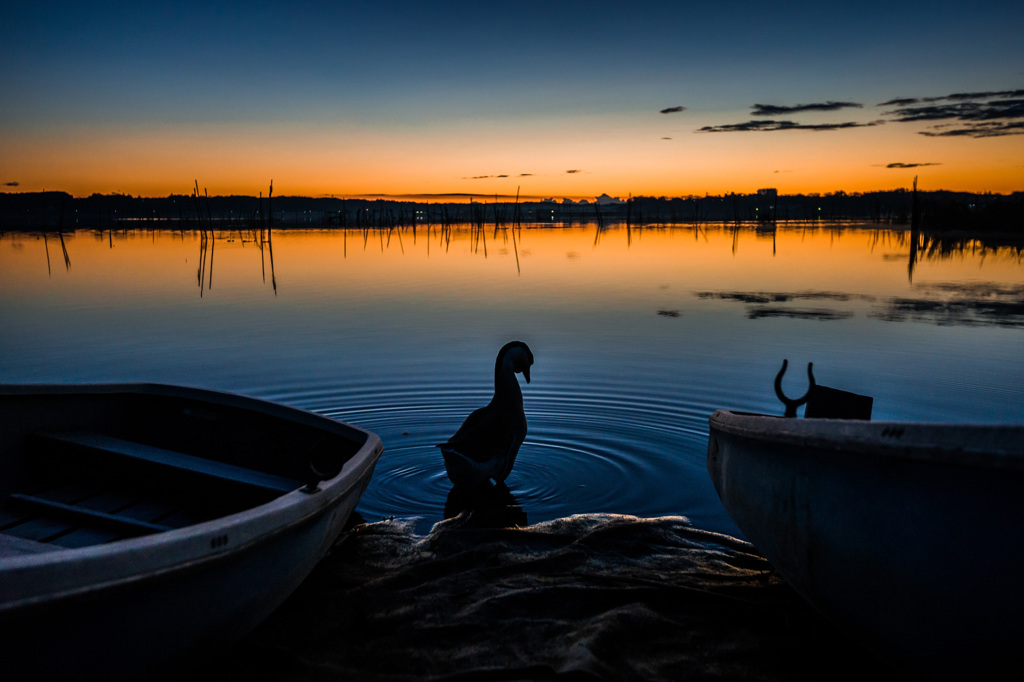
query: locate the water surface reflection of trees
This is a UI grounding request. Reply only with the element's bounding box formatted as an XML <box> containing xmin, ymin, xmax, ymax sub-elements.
<box><xmin>9</xmin><ymin>224</ymin><xmax>1021</xmax><ymax>325</ymax></box>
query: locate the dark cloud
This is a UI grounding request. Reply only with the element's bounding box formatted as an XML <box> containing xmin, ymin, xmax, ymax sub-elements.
<box><xmin>4</xmin><ymin>181</ymin><xmax>18</xmax><ymax>187</ymax></box>
<box><xmin>496</xmin><ymin>174</ymin><xmax>508</xmax><ymax>178</ymax></box>
<box><xmin>885</xmin><ymin>100</ymin><xmax>1024</xmax><ymax>123</ymax></box>
<box><xmin>881</xmin><ymin>90</ymin><xmax>1024</xmax><ymax>138</ymax></box>
<box><xmin>660</xmin><ymin>106</ymin><xmax>686</xmax><ymax>114</ymax></box>
<box><xmin>697</xmin><ymin>119</ymin><xmax>882</xmax><ymax>133</ymax></box>
<box><xmin>752</xmin><ymin>101</ymin><xmax>862</xmax><ymax>116</ymax></box>
<box><xmin>878</xmin><ymin>97</ymin><xmax>920</xmax><ymax>107</ymax></box>
<box><xmin>518</xmin><ymin>173</ymin><xmax>534</xmax><ymax>177</ymax></box>
<box><xmin>699</xmin><ymin>91</ymin><xmax>1023</xmax><ymax>137</ymax></box>
<box><xmin>919</xmin><ymin>121</ymin><xmax>1024</xmax><ymax>138</ymax></box>
<box><xmin>698</xmin><ymin>99</ymin><xmax>878</xmax><ymax>133</ymax></box>
<box><xmin>565</xmin><ymin>169</ymin><xmax>582</xmax><ymax>174</ymax></box>
<box><xmin>881</xmin><ymin>90</ymin><xmax>1024</xmax><ymax>107</ymax></box>
<box><xmin>661</xmin><ymin>137</ymin><xmax>672</xmax><ymax>140</ymax></box>
<box><xmin>928</xmin><ymin>89</ymin><xmax>1024</xmax><ymax>102</ymax></box>
<box><xmin>886</xmin><ymin>162</ymin><xmax>941</xmax><ymax>168</ymax></box>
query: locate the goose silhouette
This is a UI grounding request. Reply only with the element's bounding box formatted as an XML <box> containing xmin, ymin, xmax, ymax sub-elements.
<box><xmin>437</xmin><ymin>341</ymin><xmax>534</xmax><ymax>488</ymax></box>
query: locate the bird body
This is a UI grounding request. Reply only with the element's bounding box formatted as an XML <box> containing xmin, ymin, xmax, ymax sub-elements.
<box><xmin>438</xmin><ymin>341</ymin><xmax>533</xmax><ymax>487</ymax></box>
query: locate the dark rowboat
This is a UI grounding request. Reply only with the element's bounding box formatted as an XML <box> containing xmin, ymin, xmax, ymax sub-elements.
<box><xmin>707</xmin><ymin>408</ymin><xmax>1024</xmax><ymax>679</ymax></box>
<box><xmin>0</xmin><ymin>383</ymin><xmax>382</xmax><ymax>680</ymax></box>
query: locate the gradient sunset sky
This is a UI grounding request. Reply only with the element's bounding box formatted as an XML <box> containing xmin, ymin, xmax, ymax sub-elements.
<box><xmin>3</xmin><ymin>1</ymin><xmax>1022</xmax><ymax>200</ymax></box>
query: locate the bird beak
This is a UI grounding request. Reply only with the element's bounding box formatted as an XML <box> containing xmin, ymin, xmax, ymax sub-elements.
<box><xmin>524</xmin><ymin>367</ymin><xmax>531</xmax><ymax>384</ymax></box>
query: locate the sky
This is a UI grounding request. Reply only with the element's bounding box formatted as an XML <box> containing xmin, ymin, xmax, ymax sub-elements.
<box><xmin>2</xmin><ymin>1</ymin><xmax>1023</xmax><ymax>200</ymax></box>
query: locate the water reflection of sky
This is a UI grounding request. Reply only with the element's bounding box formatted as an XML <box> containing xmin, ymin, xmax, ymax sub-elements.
<box><xmin>2</xmin><ymin>225</ymin><xmax>1022</xmax><ymax>533</ymax></box>
<box><xmin>696</xmin><ymin>285</ymin><xmax>1024</xmax><ymax>327</ymax></box>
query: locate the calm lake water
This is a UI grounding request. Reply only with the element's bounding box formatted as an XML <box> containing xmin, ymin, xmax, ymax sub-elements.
<box><xmin>2</xmin><ymin>223</ymin><xmax>1022</xmax><ymax>537</ymax></box>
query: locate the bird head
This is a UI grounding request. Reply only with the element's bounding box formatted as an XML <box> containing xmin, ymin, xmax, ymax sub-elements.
<box><xmin>498</xmin><ymin>340</ymin><xmax>534</xmax><ymax>383</ymax></box>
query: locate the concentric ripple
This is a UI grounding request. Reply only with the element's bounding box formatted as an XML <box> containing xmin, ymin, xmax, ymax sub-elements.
<box><xmin>264</xmin><ymin>376</ymin><xmax>742</xmax><ymax>536</ymax></box>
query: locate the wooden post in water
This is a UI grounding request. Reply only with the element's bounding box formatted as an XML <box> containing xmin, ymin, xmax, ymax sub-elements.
<box><xmin>193</xmin><ymin>180</ymin><xmax>203</xmax><ymax>230</ymax></box>
<box><xmin>267</xmin><ymin>180</ymin><xmax>276</xmax><ymax>295</ymax></box>
<box><xmin>204</xmin><ymin>187</ymin><xmax>213</xmax><ymax>227</ymax></box>
<box><xmin>908</xmin><ymin>176</ymin><xmax>920</xmax><ymax>282</ymax></box>
<box><xmin>43</xmin><ymin>232</ymin><xmax>51</xmax><ymax>275</ymax></box>
<box><xmin>267</xmin><ymin>180</ymin><xmax>273</xmax><ymax>235</ymax></box>
<box><xmin>513</xmin><ymin>186</ymin><xmax>521</xmax><ymax>230</ymax></box>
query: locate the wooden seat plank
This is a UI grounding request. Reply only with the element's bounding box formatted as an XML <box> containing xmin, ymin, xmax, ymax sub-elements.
<box><xmin>50</xmin><ymin>527</ymin><xmax>125</xmax><ymax>548</ymax></box>
<box><xmin>34</xmin><ymin>431</ymin><xmax>303</xmax><ymax>495</ymax></box>
<box><xmin>9</xmin><ymin>494</ymin><xmax>173</xmax><ymax>535</ymax></box>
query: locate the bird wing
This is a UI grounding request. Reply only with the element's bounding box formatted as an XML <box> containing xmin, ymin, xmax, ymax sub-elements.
<box><xmin>439</xmin><ymin>405</ymin><xmax>519</xmax><ymax>464</ymax></box>
<box><xmin>438</xmin><ymin>447</ymin><xmax>505</xmax><ymax>487</ymax></box>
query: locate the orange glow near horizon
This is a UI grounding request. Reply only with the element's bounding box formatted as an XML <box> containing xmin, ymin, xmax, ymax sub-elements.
<box><xmin>3</xmin><ymin>116</ymin><xmax>1023</xmax><ymax>200</ymax></box>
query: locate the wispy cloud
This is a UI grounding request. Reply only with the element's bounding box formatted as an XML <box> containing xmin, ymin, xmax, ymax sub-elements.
<box><xmin>885</xmin><ymin>162</ymin><xmax>941</xmax><ymax>168</ymax></box>
<box><xmin>877</xmin><ymin>97</ymin><xmax>919</xmax><ymax>107</ymax></box>
<box><xmin>881</xmin><ymin>89</ymin><xmax>1024</xmax><ymax>137</ymax></box>
<box><xmin>565</xmin><ymin>169</ymin><xmax>582</xmax><ymax>174</ymax></box>
<box><xmin>661</xmin><ymin>137</ymin><xmax>672</xmax><ymax>140</ymax></box>
<box><xmin>659</xmin><ymin>106</ymin><xmax>686</xmax><ymax>114</ymax></box>
<box><xmin>466</xmin><ymin>173</ymin><xmax>535</xmax><ymax>179</ymax></box>
<box><xmin>880</xmin><ymin>89</ymin><xmax>1024</xmax><ymax>106</ymax></box>
<box><xmin>698</xmin><ymin>99</ymin><xmax>878</xmax><ymax>133</ymax></box>
<box><xmin>698</xmin><ymin>119</ymin><xmax>881</xmax><ymax>133</ymax></box>
<box><xmin>920</xmin><ymin>121</ymin><xmax>1024</xmax><ymax>138</ymax></box>
<box><xmin>365</xmin><ymin>192</ymin><xmax>544</xmax><ymax>201</ymax></box>
<box><xmin>752</xmin><ymin>101</ymin><xmax>862</xmax><ymax>116</ymax></box>
<box><xmin>885</xmin><ymin>100</ymin><xmax>1024</xmax><ymax>122</ymax></box>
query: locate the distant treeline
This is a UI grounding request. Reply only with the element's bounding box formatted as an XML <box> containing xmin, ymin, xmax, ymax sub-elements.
<box><xmin>1</xmin><ymin>189</ymin><xmax>1022</xmax><ymax>232</ymax></box>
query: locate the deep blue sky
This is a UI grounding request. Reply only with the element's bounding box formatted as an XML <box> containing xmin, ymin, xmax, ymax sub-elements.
<box><xmin>3</xmin><ymin>1</ymin><xmax>1022</xmax><ymax>197</ymax></box>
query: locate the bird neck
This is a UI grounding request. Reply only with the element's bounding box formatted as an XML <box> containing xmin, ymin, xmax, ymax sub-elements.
<box><xmin>493</xmin><ymin>360</ymin><xmax>523</xmax><ymax>406</ymax></box>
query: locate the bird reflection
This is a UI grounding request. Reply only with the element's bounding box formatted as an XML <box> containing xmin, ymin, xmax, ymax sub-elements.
<box><xmin>444</xmin><ymin>481</ymin><xmax>528</xmax><ymax>528</ymax></box>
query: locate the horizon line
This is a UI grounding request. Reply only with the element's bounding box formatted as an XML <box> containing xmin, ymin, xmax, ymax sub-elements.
<box><xmin>4</xmin><ymin>187</ymin><xmax>1023</xmax><ymax>203</ymax></box>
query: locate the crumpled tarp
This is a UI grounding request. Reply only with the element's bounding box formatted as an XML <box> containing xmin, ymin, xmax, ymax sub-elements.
<box><xmin>219</xmin><ymin>513</ymin><xmax>888</xmax><ymax>681</ymax></box>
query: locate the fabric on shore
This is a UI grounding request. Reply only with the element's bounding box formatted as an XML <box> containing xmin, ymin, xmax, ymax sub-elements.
<box><xmin>216</xmin><ymin>513</ymin><xmax>891</xmax><ymax>681</ymax></box>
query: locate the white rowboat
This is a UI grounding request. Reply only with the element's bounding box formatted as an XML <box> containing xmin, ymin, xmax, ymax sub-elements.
<box><xmin>707</xmin><ymin>409</ymin><xmax>1024</xmax><ymax>678</ymax></box>
<box><xmin>0</xmin><ymin>383</ymin><xmax>382</xmax><ymax>680</ymax></box>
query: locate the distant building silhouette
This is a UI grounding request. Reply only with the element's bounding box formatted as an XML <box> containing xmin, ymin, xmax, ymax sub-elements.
<box><xmin>2</xmin><ymin>188</ymin><xmax>1019</xmax><ymax>230</ymax></box>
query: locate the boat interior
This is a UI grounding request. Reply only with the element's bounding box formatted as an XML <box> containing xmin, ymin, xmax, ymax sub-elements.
<box><xmin>0</xmin><ymin>389</ymin><xmax>366</xmax><ymax>557</ymax></box>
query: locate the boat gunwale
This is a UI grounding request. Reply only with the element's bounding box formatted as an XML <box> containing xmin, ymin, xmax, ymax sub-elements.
<box><xmin>0</xmin><ymin>382</ymin><xmax>383</xmax><ymax>610</ymax></box>
<box><xmin>709</xmin><ymin>409</ymin><xmax>1024</xmax><ymax>472</ymax></box>
<box><xmin>0</xmin><ymin>382</ymin><xmax>371</xmax><ymax>441</ymax></box>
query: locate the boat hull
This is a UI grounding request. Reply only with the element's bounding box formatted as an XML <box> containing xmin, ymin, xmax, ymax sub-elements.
<box><xmin>707</xmin><ymin>410</ymin><xmax>1024</xmax><ymax>678</ymax></box>
<box><xmin>0</xmin><ymin>383</ymin><xmax>382</xmax><ymax>680</ymax></box>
